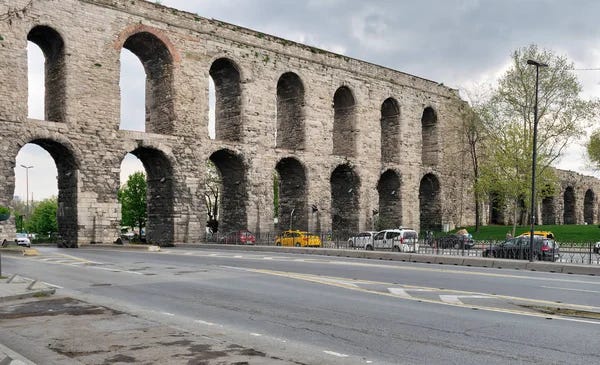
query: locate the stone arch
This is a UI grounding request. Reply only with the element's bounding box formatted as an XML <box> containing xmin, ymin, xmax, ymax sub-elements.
<box><xmin>563</xmin><ymin>186</ymin><xmax>576</xmax><ymax>224</ymax></box>
<box><xmin>421</xmin><ymin>106</ymin><xmax>438</xmax><ymax>166</ymax></box>
<box><xmin>27</xmin><ymin>25</ymin><xmax>66</xmax><ymax>122</ymax></box>
<box><xmin>122</xmin><ymin>31</ymin><xmax>175</xmax><ymax>134</ymax></box>
<box><xmin>210</xmin><ymin>58</ymin><xmax>242</xmax><ymax>142</ymax></box>
<box><xmin>275</xmin><ymin>157</ymin><xmax>308</xmax><ymax>231</ymax></box>
<box><xmin>584</xmin><ymin>189</ymin><xmax>595</xmax><ymax>224</ymax></box>
<box><xmin>332</xmin><ymin>86</ymin><xmax>356</xmax><ymax>157</ymax></box>
<box><xmin>381</xmin><ymin>98</ymin><xmax>401</xmax><ymax>164</ymax></box>
<box><xmin>377</xmin><ymin>169</ymin><xmax>401</xmax><ymax>229</ymax></box>
<box><xmin>330</xmin><ymin>164</ymin><xmax>360</xmax><ymax>235</ymax></box>
<box><xmin>419</xmin><ymin>173</ymin><xmax>441</xmax><ymax>231</ymax></box>
<box><xmin>276</xmin><ymin>72</ymin><xmax>305</xmax><ymax>150</ymax></box>
<box><xmin>16</xmin><ymin>139</ymin><xmax>79</xmax><ymax>246</ymax></box>
<box><xmin>489</xmin><ymin>191</ymin><xmax>504</xmax><ymax>225</ymax></box>
<box><xmin>541</xmin><ymin>196</ymin><xmax>556</xmax><ymax>224</ymax></box>
<box><xmin>209</xmin><ymin>149</ymin><xmax>247</xmax><ymax>233</ymax></box>
<box><xmin>128</xmin><ymin>147</ymin><xmax>175</xmax><ymax>244</ymax></box>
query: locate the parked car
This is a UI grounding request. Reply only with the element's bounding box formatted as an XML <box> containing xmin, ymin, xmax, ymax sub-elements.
<box><xmin>15</xmin><ymin>233</ymin><xmax>31</xmax><ymax>247</ymax></box>
<box><xmin>218</xmin><ymin>230</ymin><xmax>256</xmax><ymax>245</ymax></box>
<box><xmin>594</xmin><ymin>242</ymin><xmax>600</xmax><ymax>254</ymax></box>
<box><xmin>371</xmin><ymin>229</ymin><xmax>418</xmax><ymax>252</ymax></box>
<box><xmin>347</xmin><ymin>231</ymin><xmax>377</xmax><ymax>249</ymax></box>
<box><xmin>482</xmin><ymin>235</ymin><xmax>559</xmax><ymax>261</ymax></box>
<box><xmin>436</xmin><ymin>233</ymin><xmax>474</xmax><ymax>249</ymax></box>
<box><xmin>275</xmin><ymin>230</ymin><xmax>322</xmax><ymax>247</ymax></box>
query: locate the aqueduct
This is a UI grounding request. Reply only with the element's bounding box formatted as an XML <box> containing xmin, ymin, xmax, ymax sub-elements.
<box><xmin>0</xmin><ymin>0</ymin><xmax>598</xmax><ymax>246</ymax></box>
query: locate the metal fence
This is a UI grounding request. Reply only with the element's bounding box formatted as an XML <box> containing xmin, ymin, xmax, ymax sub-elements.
<box><xmin>205</xmin><ymin>231</ymin><xmax>600</xmax><ymax>265</ymax></box>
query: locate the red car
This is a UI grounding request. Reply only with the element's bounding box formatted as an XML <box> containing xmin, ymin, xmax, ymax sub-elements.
<box><xmin>218</xmin><ymin>230</ymin><xmax>256</xmax><ymax>245</ymax></box>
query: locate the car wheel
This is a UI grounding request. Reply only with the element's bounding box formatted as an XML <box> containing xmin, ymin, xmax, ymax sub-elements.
<box><xmin>276</xmin><ymin>243</ymin><xmax>281</xmax><ymax>246</ymax></box>
<box><xmin>366</xmin><ymin>245</ymin><xmax>373</xmax><ymax>251</ymax></box>
<box><xmin>392</xmin><ymin>245</ymin><xmax>400</xmax><ymax>252</ymax></box>
<box><xmin>295</xmin><ymin>243</ymin><xmax>301</xmax><ymax>247</ymax></box>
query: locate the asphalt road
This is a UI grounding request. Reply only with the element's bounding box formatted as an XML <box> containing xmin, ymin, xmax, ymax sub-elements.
<box><xmin>3</xmin><ymin>246</ymin><xmax>600</xmax><ymax>364</ymax></box>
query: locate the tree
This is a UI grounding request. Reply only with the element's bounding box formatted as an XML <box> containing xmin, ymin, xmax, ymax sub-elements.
<box><xmin>118</xmin><ymin>172</ymin><xmax>147</xmax><ymax>236</ymax></box>
<box><xmin>477</xmin><ymin>45</ymin><xmax>598</xmax><ymax>230</ymax></box>
<box><xmin>26</xmin><ymin>197</ymin><xmax>58</xmax><ymax>235</ymax></box>
<box><xmin>204</xmin><ymin>160</ymin><xmax>220</xmax><ymax>233</ymax></box>
<box><xmin>586</xmin><ymin>129</ymin><xmax>600</xmax><ymax>169</ymax></box>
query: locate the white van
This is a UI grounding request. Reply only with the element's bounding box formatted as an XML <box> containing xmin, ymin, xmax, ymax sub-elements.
<box><xmin>370</xmin><ymin>229</ymin><xmax>419</xmax><ymax>253</ymax></box>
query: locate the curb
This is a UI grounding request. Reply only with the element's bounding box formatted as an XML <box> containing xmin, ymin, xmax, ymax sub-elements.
<box><xmin>0</xmin><ymin>288</ymin><xmax>56</xmax><ymax>303</ymax></box>
<box><xmin>0</xmin><ymin>343</ymin><xmax>36</xmax><ymax>365</ymax></box>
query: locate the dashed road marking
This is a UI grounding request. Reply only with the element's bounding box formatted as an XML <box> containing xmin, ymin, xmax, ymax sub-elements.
<box><xmin>541</xmin><ymin>286</ymin><xmax>600</xmax><ymax>294</ymax></box>
<box><xmin>250</xmin><ymin>333</ymin><xmax>262</xmax><ymax>337</ymax></box>
<box><xmin>323</xmin><ymin>350</ymin><xmax>349</xmax><ymax>358</ymax></box>
<box><xmin>161</xmin><ymin>312</ymin><xmax>175</xmax><ymax>316</ymax></box>
<box><xmin>439</xmin><ymin>295</ymin><xmax>490</xmax><ymax>304</ymax></box>
<box><xmin>388</xmin><ymin>287</ymin><xmax>434</xmax><ymax>298</ymax></box>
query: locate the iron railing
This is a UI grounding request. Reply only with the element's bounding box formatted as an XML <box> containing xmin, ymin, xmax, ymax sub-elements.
<box><xmin>203</xmin><ymin>231</ymin><xmax>600</xmax><ymax>265</ymax></box>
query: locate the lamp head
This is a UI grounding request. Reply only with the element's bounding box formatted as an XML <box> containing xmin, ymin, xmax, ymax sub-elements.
<box><xmin>527</xmin><ymin>59</ymin><xmax>548</xmax><ymax>67</ymax></box>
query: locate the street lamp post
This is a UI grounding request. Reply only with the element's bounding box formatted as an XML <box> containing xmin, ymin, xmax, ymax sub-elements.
<box><xmin>526</xmin><ymin>59</ymin><xmax>547</xmax><ymax>262</ymax></box>
<box><xmin>20</xmin><ymin>164</ymin><xmax>34</xmax><ymax>219</ymax></box>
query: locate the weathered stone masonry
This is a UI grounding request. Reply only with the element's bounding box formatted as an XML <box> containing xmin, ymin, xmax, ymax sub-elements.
<box><xmin>1</xmin><ymin>0</ymin><xmax>485</xmax><ymax>246</ymax></box>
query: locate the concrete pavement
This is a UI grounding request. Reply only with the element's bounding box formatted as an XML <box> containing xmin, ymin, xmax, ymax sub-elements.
<box><xmin>0</xmin><ymin>272</ymin><xmax>55</xmax><ymax>365</ymax></box>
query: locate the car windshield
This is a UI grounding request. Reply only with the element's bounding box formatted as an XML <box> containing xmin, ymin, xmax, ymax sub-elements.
<box><xmin>16</xmin><ymin>233</ymin><xmax>27</xmax><ymax>238</ymax></box>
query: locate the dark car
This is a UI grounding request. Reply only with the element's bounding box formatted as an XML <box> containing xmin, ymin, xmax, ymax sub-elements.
<box><xmin>218</xmin><ymin>230</ymin><xmax>256</xmax><ymax>245</ymax></box>
<box><xmin>436</xmin><ymin>233</ymin><xmax>474</xmax><ymax>249</ymax></box>
<box><xmin>482</xmin><ymin>235</ymin><xmax>559</xmax><ymax>261</ymax></box>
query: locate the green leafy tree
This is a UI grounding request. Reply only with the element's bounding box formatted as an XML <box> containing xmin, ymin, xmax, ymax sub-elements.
<box><xmin>204</xmin><ymin>160</ymin><xmax>220</xmax><ymax>233</ymax></box>
<box><xmin>586</xmin><ymin>129</ymin><xmax>600</xmax><ymax>168</ymax></box>
<box><xmin>477</xmin><ymin>45</ymin><xmax>598</xmax><ymax>230</ymax></box>
<box><xmin>118</xmin><ymin>171</ymin><xmax>147</xmax><ymax>235</ymax></box>
<box><xmin>25</xmin><ymin>197</ymin><xmax>58</xmax><ymax>235</ymax></box>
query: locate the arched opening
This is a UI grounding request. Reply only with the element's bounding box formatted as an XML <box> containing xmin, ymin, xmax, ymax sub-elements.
<box><xmin>276</xmin><ymin>72</ymin><xmax>305</xmax><ymax>150</ymax></box>
<box><xmin>331</xmin><ymin>164</ymin><xmax>360</xmax><ymax>236</ymax></box>
<box><xmin>381</xmin><ymin>98</ymin><xmax>400</xmax><ymax>164</ymax></box>
<box><xmin>489</xmin><ymin>191</ymin><xmax>504</xmax><ymax>225</ymax></box>
<box><xmin>518</xmin><ymin>198</ymin><xmax>527</xmax><ymax>226</ymax></box>
<box><xmin>118</xmin><ymin>154</ymin><xmax>146</xmax><ymax>240</ymax></box>
<box><xmin>584</xmin><ymin>189</ymin><xmax>595</xmax><ymax>224</ymax></box>
<box><xmin>122</xmin><ymin>31</ymin><xmax>175</xmax><ymax>134</ymax></box>
<box><xmin>127</xmin><ymin>148</ymin><xmax>174</xmax><ymax>244</ymax></box>
<box><xmin>275</xmin><ymin>158</ymin><xmax>308</xmax><ymax>232</ymax></box>
<box><xmin>563</xmin><ymin>186</ymin><xmax>576</xmax><ymax>224</ymax></box>
<box><xmin>421</xmin><ymin>106</ymin><xmax>438</xmax><ymax>166</ymax></box>
<box><xmin>27</xmin><ymin>25</ymin><xmax>66</xmax><ymax>122</ymax></box>
<box><xmin>377</xmin><ymin>170</ymin><xmax>401</xmax><ymax>230</ymax></box>
<box><xmin>333</xmin><ymin>86</ymin><xmax>356</xmax><ymax>157</ymax></box>
<box><xmin>119</xmin><ymin>49</ymin><xmax>146</xmax><ymax>131</ymax></box>
<box><xmin>419</xmin><ymin>173</ymin><xmax>441</xmax><ymax>231</ymax></box>
<box><xmin>210</xmin><ymin>58</ymin><xmax>242</xmax><ymax>142</ymax></box>
<box><xmin>541</xmin><ymin>196</ymin><xmax>556</xmax><ymax>225</ymax></box>
<box><xmin>14</xmin><ymin>141</ymin><xmax>78</xmax><ymax>246</ymax></box>
<box><xmin>209</xmin><ymin>149</ymin><xmax>247</xmax><ymax>233</ymax></box>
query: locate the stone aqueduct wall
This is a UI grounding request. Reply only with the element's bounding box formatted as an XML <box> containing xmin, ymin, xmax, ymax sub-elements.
<box><xmin>6</xmin><ymin>0</ymin><xmax>572</xmax><ymax>246</ymax></box>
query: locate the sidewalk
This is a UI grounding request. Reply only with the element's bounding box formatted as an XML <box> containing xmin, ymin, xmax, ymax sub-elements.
<box><xmin>1</xmin><ymin>274</ymin><xmax>56</xmax><ymax>365</ymax></box>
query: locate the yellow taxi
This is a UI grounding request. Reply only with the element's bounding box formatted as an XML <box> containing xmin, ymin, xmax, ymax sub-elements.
<box><xmin>275</xmin><ymin>230</ymin><xmax>322</xmax><ymax>247</ymax></box>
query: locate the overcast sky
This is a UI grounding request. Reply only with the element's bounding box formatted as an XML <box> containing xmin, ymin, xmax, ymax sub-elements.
<box><xmin>16</xmin><ymin>0</ymin><xmax>600</xmax><ymax>200</ymax></box>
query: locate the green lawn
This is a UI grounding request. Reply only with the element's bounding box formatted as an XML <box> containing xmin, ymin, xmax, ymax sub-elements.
<box><xmin>453</xmin><ymin>225</ymin><xmax>600</xmax><ymax>243</ymax></box>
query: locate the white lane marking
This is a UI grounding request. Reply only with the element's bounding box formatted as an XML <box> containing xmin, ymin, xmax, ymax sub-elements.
<box><xmin>92</xmin><ymin>266</ymin><xmax>144</xmax><ymax>275</ymax></box>
<box><xmin>234</xmin><ymin>255</ymin><xmax>243</xmax><ymax>258</ymax></box>
<box><xmin>388</xmin><ymin>288</ymin><xmax>434</xmax><ymax>298</ymax></box>
<box><xmin>323</xmin><ymin>350</ymin><xmax>349</xmax><ymax>358</ymax></box>
<box><xmin>440</xmin><ymin>295</ymin><xmax>490</xmax><ymax>304</ymax></box>
<box><xmin>263</xmin><ymin>257</ymin><xmax>274</xmax><ymax>260</ymax></box>
<box><xmin>162</xmin><ymin>312</ymin><xmax>175</xmax><ymax>316</ymax></box>
<box><xmin>42</xmin><ymin>281</ymin><xmax>63</xmax><ymax>289</ymax></box>
<box><xmin>209</xmin><ymin>253</ymin><xmax>218</xmax><ymax>256</ymax></box>
<box><xmin>194</xmin><ymin>319</ymin><xmax>223</xmax><ymax>327</ymax></box>
<box><xmin>250</xmin><ymin>333</ymin><xmax>262</xmax><ymax>337</ymax></box>
<box><xmin>541</xmin><ymin>286</ymin><xmax>600</xmax><ymax>294</ymax></box>
<box><xmin>366</xmin><ymin>361</ymin><xmax>373</xmax><ymax>364</ymax></box>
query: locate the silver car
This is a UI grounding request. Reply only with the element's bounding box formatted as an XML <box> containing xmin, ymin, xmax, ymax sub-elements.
<box><xmin>348</xmin><ymin>231</ymin><xmax>377</xmax><ymax>249</ymax></box>
<box><xmin>15</xmin><ymin>233</ymin><xmax>31</xmax><ymax>247</ymax></box>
